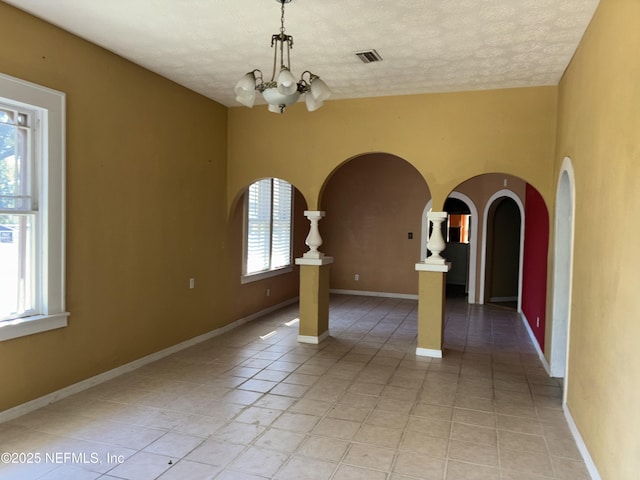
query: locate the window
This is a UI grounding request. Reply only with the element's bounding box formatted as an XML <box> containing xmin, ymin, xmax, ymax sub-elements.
<box><xmin>0</xmin><ymin>73</ymin><xmax>67</xmax><ymax>341</ymax></box>
<box><xmin>243</xmin><ymin>178</ymin><xmax>293</xmax><ymax>281</ymax></box>
<box><xmin>447</xmin><ymin>214</ymin><xmax>470</xmax><ymax>243</ymax></box>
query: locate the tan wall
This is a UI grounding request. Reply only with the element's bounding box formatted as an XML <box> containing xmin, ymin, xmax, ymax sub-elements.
<box><xmin>320</xmin><ymin>153</ymin><xmax>430</xmax><ymax>295</ymax></box>
<box><xmin>228</xmin><ymin>86</ymin><xmax>558</xmax><ymax>212</ymax></box>
<box><xmin>0</xmin><ymin>3</ymin><xmax>230</xmax><ymax>411</ymax></box>
<box><xmin>555</xmin><ymin>0</ymin><xmax>640</xmax><ymax>478</ymax></box>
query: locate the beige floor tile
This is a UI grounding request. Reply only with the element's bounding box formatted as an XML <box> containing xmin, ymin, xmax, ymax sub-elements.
<box><xmin>500</xmin><ymin>471</ymin><xmax>554</xmax><ymax>480</ymax></box>
<box><xmin>453</xmin><ymin>408</ymin><xmax>496</xmax><ymax>428</ymax></box>
<box><xmin>37</xmin><ymin>465</ymin><xmax>102</xmax><ymax>480</ymax></box>
<box><xmin>275</xmin><ymin>456</ymin><xmax>337</xmax><ymax>480</ymax></box>
<box><xmin>237</xmin><ymin>379</ymin><xmax>278</xmax><ymax>393</ymax></box>
<box><xmin>297</xmin><ymin>435</ymin><xmax>350</xmax><ymax>461</ymax></box>
<box><xmin>445</xmin><ymin>459</ymin><xmax>500</xmax><ymax>479</ymax></box>
<box><xmin>235</xmin><ymin>406</ymin><xmax>282</xmax><ymax>426</ymax></box>
<box><xmin>0</xmin><ymin>296</ymin><xmax>592</xmax><ymax>480</ymax></box>
<box><xmin>400</xmin><ymin>429</ymin><xmax>449</xmax><ymax>457</ymax></box>
<box><xmin>448</xmin><ymin>439</ymin><xmax>499</xmax><ymax>467</ymax></box>
<box><xmin>253</xmin><ymin>369</ymin><xmax>290</xmax><ymax>382</ymax></box>
<box><xmin>393</xmin><ymin>451</ymin><xmax>446</xmax><ymax>479</ymax></box>
<box><xmin>107</xmin><ymin>451</ymin><xmax>173</xmax><ymax>480</ymax></box>
<box><xmin>343</xmin><ymin>443</ymin><xmax>395</xmax><ymax>471</ymax></box>
<box><xmin>215</xmin><ymin>421</ymin><xmax>265</xmax><ymax>445</ymax></box>
<box><xmin>229</xmin><ymin>446</ymin><xmax>289</xmax><ymax>477</ymax></box>
<box><xmin>499</xmin><ymin>448</ymin><xmax>554</xmax><ymax>477</ymax></box>
<box><xmin>185</xmin><ymin>438</ymin><xmax>246</xmax><ymax>467</ymax></box>
<box><xmin>270</xmin><ymin>383</ymin><xmax>310</xmax><ymax>397</ymax></box>
<box><xmin>451</xmin><ymin>422</ymin><xmax>497</xmax><ymax>446</ymax></box>
<box><xmin>348</xmin><ymin>382</ymin><xmax>385</xmax><ymax>396</ymax></box>
<box><xmin>288</xmin><ymin>398</ymin><xmax>333</xmax><ymax>416</ymax></box>
<box><xmin>453</xmin><ymin>395</ymin><xmax>495</xmax><ymax>413</ymax></box>
<box><xmin>406</xmin><ymin>415</ymin><xmax>452</xmax><ymax>438</ymax></box>
<box><xmin>332</xmin><ymin>464</ymin><xmax>388</xmax><ymax>480</ymax></box>
<box><xmin>551</xmin><ymin>456</ymin><xmax>591</xmax><ymax>479</ymax></box>
<box><xmin>272</xmin><ymin>412</ymin><xmax>321</xmax><ymax>433</ymax></box>
<box><xmin>254</xmin><ymin>427</ymin><xmax>306</xmax><ymax>452</ymax></box>
<box><xmin>545</xmin><ymin>434</ymin><xmax>582</xmax><ymax>460</ymax></box>
<box><xmin>413</xmin><ymin>402</ymin><xmax>454</xmax><ymax>421</ymax></box>
<box><xmin>496</xmin><ymin>414</ymin><xmax>542</xmax><ymax>435</ymax></box>
<box><xmin>143</xmin><ymin>431</ymin><xmax>204</xmax><ymax>458</ymax></box>
<box><xmin>282</xmin><ymin>372</ymin><xmax>320</xmax><ymax>386</ymax></box>
<box><xmin>354</xmin><ymin>424</ymin><xmax>404</xmax><ymax>449</ymax></box>
<box><xmin>313</xmin><ymin>417</ymin><xmax>361</xmax><ymax>440</ymax></box>
<box><xmin>366</xmin><ymin>410</ymin><xmax>409</xmax><ymax>429</ymax></box>
<box><xmin>375</xmin><ymin>396</ymin><xmax>416</xmax><ymax>413</ymax></box>
<box><xmin>327</xmin><ymin>404</ymin><xmax>372</xmax><ymax>422</ymax></box>
<box><xmin>156</xmin><ymin>459</ymin><xmax>222</xmax><ymax>480</ymax></box>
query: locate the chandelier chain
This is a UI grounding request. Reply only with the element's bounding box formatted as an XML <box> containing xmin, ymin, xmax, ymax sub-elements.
<box><xmin>280</xmin><ymin>0</ymin><xmax>286</xmax><ymax>34</ymax></box>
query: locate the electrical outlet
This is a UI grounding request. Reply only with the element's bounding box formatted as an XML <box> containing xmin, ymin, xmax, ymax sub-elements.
<box><xmin>189</xmin><ymin>278</ymin><xmax>195</xmax><ymax>289</ymax></box>
<box><xmin>266</xmin><ymin>288</ymin><xmax>270</xmax><ymax>297</ymax></box>
<box><xmin>536</xmin><ymin>316</ymin><xmax>540</xmax><ymax>328</ymax></box>
<box><xmin>354</xmin><ymin>274</ymin><xmax>359</xmax><ymax>281</ymax></box>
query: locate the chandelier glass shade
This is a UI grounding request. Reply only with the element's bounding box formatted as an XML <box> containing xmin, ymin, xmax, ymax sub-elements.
<box><xmin>234</xmin><ymin>0</ymin><xmax>331</xmax><ymax>113</ymax></box>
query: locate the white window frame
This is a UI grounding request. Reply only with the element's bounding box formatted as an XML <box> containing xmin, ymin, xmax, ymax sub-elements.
<box><xmin>241</xmin><ymin>178</ymin><xmax>293</xmax><ymax>284</ymax></box>
<box><xmin>0</xmin><ymin>73</ymin><xmax>68</xmax><ymax>342</ymax></box>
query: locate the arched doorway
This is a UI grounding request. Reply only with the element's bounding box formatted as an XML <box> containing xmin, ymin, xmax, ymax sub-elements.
<box><xmin>421</xmin><ymin>192</ymin><xmax>479</xmax><ymax>303</ymax></box>
<box><xmin>480</xmin><ymin>191</ymin><xmax>524</xmax><ymax>310</ymax></box>
<box><xmin>551</xmin><ymin>158</ymin><xmax>575</xmax><ymax>383</ymax></box>
<box><xmin>320</xmin><ymin>153</ymin><xmax>430</xmax><ymax>298</ymax></box>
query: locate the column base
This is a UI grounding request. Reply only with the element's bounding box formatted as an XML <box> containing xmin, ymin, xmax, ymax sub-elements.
<box><xmin>416</xmin><ymin>347</ymin><xmax>443</xmax><ymax>358</ymax></box>
<box><xmin>298</xmin><ymin>331</ymin><xmax>330</xmax><ymax>344</ymax></box>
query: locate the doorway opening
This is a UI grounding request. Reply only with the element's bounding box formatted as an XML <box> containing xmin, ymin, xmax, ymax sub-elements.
<box><xmin>482</xmin><ymin>194</ymin><xmax>523</xmax><ymax>311</ymax></box>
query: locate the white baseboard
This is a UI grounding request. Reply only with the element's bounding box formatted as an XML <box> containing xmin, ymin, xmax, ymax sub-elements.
<box><xmin>416</xmin><ymin>347</ymin><xmax>442</xmax><ymax>358</ymax></box>
<box><xmin>0</xmin><ymin>297</ymin><xmax>299</xmax><ymax>423</ymax></box>
<box><xmin>330</xmin><ymin>289</ymin><xmax>418</xmax><ymax>300</ymax></box>
<box><xmin>563</xmin><ymin>403</ymin><xmax>602</xmax><ymax>480</ymax></box>
<box><xmin>298</xmin><ymin>330</ymin><xmax>330</xmax><ymax>344</ymax></box>
<box><xmin>520</xmin><ymin>312</ymin><xmax>551</xmax><ymax>376</ymax></box>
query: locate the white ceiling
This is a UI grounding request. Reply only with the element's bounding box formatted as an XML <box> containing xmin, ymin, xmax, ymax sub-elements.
<box><xmin>5</xmin><ymin>0</ymin><xmax>600</xmax><ymax>108</ymax></box>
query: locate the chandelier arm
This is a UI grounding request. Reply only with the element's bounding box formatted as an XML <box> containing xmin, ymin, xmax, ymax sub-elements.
<box><xmin>270</xmin><ymin>35</ymin><xmax>279</xmax><ymax>81</ymax></box>
<box><xmin>234</xmin><ymin>0</ymin><xmax>329</xmax><ymax>113</ymax></box>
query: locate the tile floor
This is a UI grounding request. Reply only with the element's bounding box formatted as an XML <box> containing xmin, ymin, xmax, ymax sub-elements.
<box><xmin>0</xmin><ymin>294</ymin><xmax>590</xmax><ymax>480</ymax></box>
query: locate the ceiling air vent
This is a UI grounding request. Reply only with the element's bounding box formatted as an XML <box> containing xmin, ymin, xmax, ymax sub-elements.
<box><xmin>355</xmin><ymin>49</ymin><xmax>383</xmax><ymax>64</ymax></box>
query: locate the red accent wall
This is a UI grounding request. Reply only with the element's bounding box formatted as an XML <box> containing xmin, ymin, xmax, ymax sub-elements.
<box><xmin>522</xmin><ymin>184</ymin><xmax>549</xmax><ymax>351</ymax></box>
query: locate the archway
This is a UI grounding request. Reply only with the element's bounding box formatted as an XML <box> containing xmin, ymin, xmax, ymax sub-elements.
<box><xmin>421</xmin><ymin>192</ymin><xmax>479</xmax><ymax>303</ymax></box>
<box><xmin>320</xmin><ymin>153</ymin><xmax>430</xmax><ymax>298</ymax></box>
<box><xmin>551</xmin><ymin>158</ymin><xmax>575</xmax><ymax>383</ymax></box>
<box><xmin>480</xmin><ymin>190</ymin><xmax>525</xmax><ymax>310</ymax></box>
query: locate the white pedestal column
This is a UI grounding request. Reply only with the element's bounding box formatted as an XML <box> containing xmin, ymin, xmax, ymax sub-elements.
<box><xmin>296</xmin><ymin>210</ymin><xmax>333</xmax><ymax>344</ymax></box>
<box><xmin>425</xmin><ymin>211</ymin><xmax>448</xmax><ymax>264</ymax></box>
<box><xmin>302</xmin><ymin>210</ymin><xmax>326</xmax><ymax>260</ymax></box>
<box><xmin>416</xmin><ymin>211</ymin><xmax>451</xmax><ymax>358</ymax></box>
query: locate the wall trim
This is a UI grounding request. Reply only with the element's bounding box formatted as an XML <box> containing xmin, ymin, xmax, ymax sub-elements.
<box><xmin>298</xmin><ymin>331</ymin><xmax>330</xmax><ymax>344</ymax></box>
<box><xmin>416</xmin><ymin>347</ymin><xmax>443</xmax><ymax>358</ymax></box>
<box><xmin>330</xmin><ymin>289</ymin><xmax>418</xmax><ymax>300</ymax></box>
<box><xmin>520</xmin><ymin>312</ymin><xmax>551</xmax><ymax>375</ymax></box>
<box><xmin>0</xmin><ymin>297</ymin><xmax>299</xmax><ymax>423</ymax></box>
<box><xmin>563</xmin><ymin>404</ymin><xmax>602</xmax><ymax>480</ymax></box>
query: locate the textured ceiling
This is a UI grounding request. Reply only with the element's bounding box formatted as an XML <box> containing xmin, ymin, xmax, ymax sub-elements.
<box><xmin>4</xmin><ymin>0</ymin><xmax>600</xmax><ymax>108</ymax></box>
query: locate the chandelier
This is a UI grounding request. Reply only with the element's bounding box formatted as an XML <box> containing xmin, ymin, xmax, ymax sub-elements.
<box><xmin>234</xmin><ymin>0</ymin><xmax>331</xmax><ymax>113</ymax></box>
